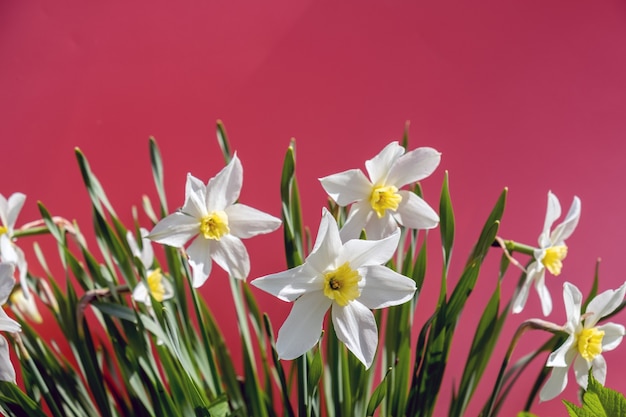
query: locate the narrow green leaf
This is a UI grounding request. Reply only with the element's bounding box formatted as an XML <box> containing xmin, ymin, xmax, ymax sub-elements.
<box><xmin>366</xmin><ymin>368</ymin><xmax>392</xmax><ymax>416</ymax></box>
<box><xmin>447</xmin><ymin>189</ymin><xmax>507</xmax><ymax>320</ymax></box>
<box><xmin>91</xmin><ymin>301</ymin><xmax>138</xmax><ymax>323</ymax></box>
<box><xmin>0</xmin><ymin>382</ymin><xmax>49</xmax><ymax>417</ymax></box>
<box><xmin>307</xmin><ymin>347</ymin><xmax>323</xmax><ymax>397</ymax></box>
<box><xmin>216</xmin><ymin>120</ymin><xmax>232</xmax><ymax>164</ymax></box>
<box><xmin>413</xmin><ymin>240</ymin><xmax>427</xmax><ymax>293</ymax></box>
<box><xmin>75</xmin><ymin>148</ymin><xmax>117</xmax><ymax>216</ymax></box>
<box><xmin>149</xmin><ymin>136</ymin><xmax>169</xmax><ymax>216</ymax></box>
<box><xmin>450</xmin><ymin>282</ymin><xmax>503</xmax><ymax>417</ymax></box>
<box><xmin>582</xmin><ymin>259</ymin><xmax>601</xmax><ymax>313</ymax></box>
<box><xmin>439</xmin><ymin>171</ymin><xmax>454</xmax><ymax>268</ymax></box>
<box><xmin>281</xmin><ymin>139</ymin><xmax>304</xmax><ymax>268</ymax></box>
<box><xmin>401</xmin><ymin>120</ymin><xmax>410</xmax><ymax>149</ymax></box>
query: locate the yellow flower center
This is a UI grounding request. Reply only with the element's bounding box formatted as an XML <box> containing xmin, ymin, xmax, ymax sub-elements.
<box><xmin>147</xmin><ymin>268</ymin><xmax>165</xmax><ymax>302</ymax></box>
<box><xmin>199</xmin><ymin>211</ymin><xmax>229</xmax><ymax>240</ymax></box>
<box><xmin>369</xmin><ymin>185</ymin><xmax>402</xmax><ymax>218</ymax></box>
<box><xmin>541</xmin><ymin>245</ymin><xmax>568</xmax><ymax>275</ymax></box>
<box><xmin>323</xmin><ymin>262</ymin><xmax>361</xmax><ymax>306</ymax></box>
<box><xmin>0</xmin><ymin>225</ymin><xmax>7</xmax><ymax>236</ymax></box>
<box><xmin>577</xmin><ymin>327</ymin><xmax>604</xmax><ymax>362</ymax></box>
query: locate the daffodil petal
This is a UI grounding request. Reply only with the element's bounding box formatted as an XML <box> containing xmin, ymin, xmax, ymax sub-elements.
<box><xmin>0</xmin><ymin>239</ymin><xmax>26</xmax><ymax>298</ymax></box>
<box><xmin>365</xmin><ymin>142</ymin><xmax>404</xmax><ymax>185</ymax></box>
<box><xmin>251</xmin><ymin>264</ymin><xmax>320</xmax><ymax>302</ymax></box>
<box><xmin>187</xmin><ymin>237</ymin><xmax>213</xmax><ymax>288</ymax></box>
<box><xmin>563</xmin><ymin>282</ymin><xmax>582</xmax><ymax>328</ymax></box>
<box><xmin>394</xmin><ymin>191</ymin><xmax>439</xmax><ymax>230</ymax></box>
<box><xmin>6</xmin><ymin>193</ymin><xmax>26</xmax><ymax>232</ymax></box>
<box><xmin>550</xmin><ymin>196</ymin><xmax>581</xmax><ymax>245</ymax></box>
<box><xmin>126</xmin><ymin>231</ymin><xmax>142</xmax><ymax>259</ymax></box>
<box><xmin>512</xmin><ymin>262</ymin><xmax>545</xmax><ymax>314</ymax></box>
<box><xmin>0</xmin><ymin>309</ymin><xmax>20</xmax><ymax>333</ymax></box>
<box><xmin>185</xmin><ymin>173</ymin><xmax>206</xmax><ymax>197</ymax></box>
<box><xmin>339</xmin><ymin>229</ymin><xmax>400</xmax><ymax>269</ymax></box>
<box><xmin>132</xmin><ymin>282</ymin><xmax>150</xmax><ymax>305</ymax></box>
<box><xmin>331</xmin><ymin>301</ymin><xmax>378</xmax><ymax>368</ymax></box>
<box><xmin>13</xmin><ymin>245</ymin><xmax>28</xmax><ymax>296</ymax></box>
<box><xmin>573</xmin><ymin>354</ymin><xmax>592</xmax><ymax>388</ymax></box>
<box><xmin>339</xmin><ymin>201</ymin><xmax>371</xmax><ymax>242</ymax></box>
<box><xmin>0</xmin><ymin>336</ymin><xmax>16</xmax><ymax>382</ymax></box>
<box><xmin>597</xmin><ymin>323</ymin><xmax>625</xmax><ymax>352</ymax></box>
<box><xmin>148</xmin><ymin>212</ymin><xmax>199</xmax><ymax>247</ymax></box>
<box><xmin>182</xmin><ymin>173</ymin><xmax>208</xmax><ymax>218</ymax></box>
<box><xmin>584</xmin><ymin>283</ymin><xmax>626</xmax><ymax>327</ymax></box>
<box><xmin>0</xmin><ymin>236</ymin><xmax>17</xmax><ymax>264</ymax></box>
<box><xmin>209</xmin><ymin>234</ymin><xmax>250</xmax><ymax>280</ymax></box>
<box><xmin>307</xmin><ymin>209</ymin><xmax>342</xmax><ymax>274</ymax></box>
<box><xmin>139</xmin><ymin>231</ymin><xmax>155</xmax><ymax>271</ymax></box>
<box><xmin>386</xmin><ymin>147</ymin><xmax>441</xmax><ymax>187</ymax></box>
<box><xmin>0</xmin><ymin>264</ymin><xmax>15</xmax><ymax>305</ymax></box>
<box><xmin>0</xmin><ymin>196</ymin><xmax>7</xmax><ymax>229</ymax></box>
<box><xmin>161</xmin><ymin>278</ymin><xmax>175</xmax><ymax>300</ymax></box>
<box><xmin>540</xmin><ymin>191</ymin><xmax>562</xmax><ymax>247</ymax></box>
<box><xmin>535</xmin><ymin>273</ymin><xmax>553</xmax><ymax>317</ymax></box>
<box><xmin>226</xmin><ymin>204</ymin><xmax>281</xmax><ymax>239</ymax></box>
<box><xmin>546</xmin><ymin>335</ymin><xmax>575</xmax><ymax>367</ymax></box>
<box><xmin>358</xmin><ymin>265</ymin><xmax>416</xmax><ymax>309</ymax></box>
<box><xmin>319</xmin><ymin>169</ymin><xmax>372</xmax><ymax>206</ymax></box>
<box><xmin>539</xmin><ymin>365</ymin><xmax>569</xmax><ymax>402</ymax></box>
<box><xmin>205</xmin><ymin>155</ymin><xmax>243</xmax><ymax>211</ymax></box>
<box><xmin>590</xmin><ymin>354</ymin><xmax>607</xmax><ymax>386</ymax></box>
<box><xmin>363</xmin><ymin>211</ymin><xmax>397</xmax><ymax>241</ymax></box>
<box><xmin>276</xmin><ymin>292</ymin><xmax>330</xmax><ymax>360</ymax></box>
<box><xmin>127</xmin><ymin>229</ymin><xmax>154</xmax><ymax>271</ymax></box>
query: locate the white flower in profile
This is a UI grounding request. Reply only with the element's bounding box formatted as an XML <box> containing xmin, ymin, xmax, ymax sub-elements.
<box><xmin>0</xmin><ymin>193</ymin><xmax>28</xmax><ymax>295</ymax></box>
<box><xmin>251</xmin><ymin>208</ymin><xmax>417</xmax><ymax>368</ymax></box>
<box><xmin>0</xmin><ymin>263</ymin><xmax>22</xmax><ymax>382</ymax></box>
<box><xmin>539</xmin><ymin>282</ymin><xmax>626</xmax><ymax>401</ymax></box>
<box><xmin>513</xmin><ymin>191</ymin><xmax>581</xmax><ymax>316</ymax></box>
<box><xmin>0</xmin><ymin>193</ymin><xmax>26</xmax><ymax>240</ymax></box>
<box><xmin>10</xmin><ymin>287</ymin><xmax>42</xmax><ymax>324</ymax></box>
<box><xmin>319</xmin><ymin>142</ymin><xmax>440</xmax><ymax>241</ymax></box>
<box><xmin>127</xmin><ymin>228</ymin><xmax>173</xmax><ymax>306</ymax></box>
<box><xmin>148</xmin><ymin>155</ymin><xmax>281</xmax><ymax>287</ymax></box>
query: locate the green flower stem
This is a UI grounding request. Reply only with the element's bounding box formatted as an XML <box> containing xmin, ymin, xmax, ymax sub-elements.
<box><xmin>13</xmin><ymin>217</ymin><xmax>76</xmax><ymax>239</ymax></box>
<box><xmin>75</xmin><ymin>285</ymin><xmax>130</xmax><ymax>338</ymax></box>
<box><xmin>493</xmin><ymin>238</ymin><xmax>537</xmax><ymax>256</ymax></box>
<box><xmin>483</xmin><ymin>319</ymin><xmax>565</xmax><ymax>417</ymax></box>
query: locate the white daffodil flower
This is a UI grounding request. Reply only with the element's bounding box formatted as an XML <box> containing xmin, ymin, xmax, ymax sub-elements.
<box><xmin>513</xmin><ymin>191</ymin><xmax>581</xmax><ymax>316</ymax></box>
<box><xmin>148</xmin><ymin>155</ymin><xmax>281</xmax><ymax>287</ymax></box>
<box><xmin>0</xmin><ymin>263</ymin><xmax>22</xmax><ymax>382</ymax></box>
<box><xmin>127</xmin><ymin>229</ymin><xmax>174</xmax><ymax>306</ymax></box>
<box><xmin>319</xmin><ymin>141</ymin><xmax>440</xmax><ymax>241</ymax></box>
<box><xmin>0</xmin><ymin>193</ymin><xmax>28</xmax><ymax>296</ymax></box>
<box><xmin>251</xmin><ymin>208</ymin><xmax>417</xmax><ymax>368</ymax></box>
<box><xmin>539</xmin><ymin>282</ymin><xmax>626</xmax><ymax>402</ymax></box>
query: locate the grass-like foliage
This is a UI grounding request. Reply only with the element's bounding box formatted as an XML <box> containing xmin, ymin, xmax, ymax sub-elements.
<box><xmin>0</xmin><ymin>122</ymin><xmax>623</xmax><ymax>416</ymax></box>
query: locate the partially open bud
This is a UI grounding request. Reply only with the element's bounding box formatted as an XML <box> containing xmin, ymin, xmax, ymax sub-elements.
<box><xmin>10</xmin><ymin>288</ymin><xmax>43</xmax><ymax>324</ymax></box>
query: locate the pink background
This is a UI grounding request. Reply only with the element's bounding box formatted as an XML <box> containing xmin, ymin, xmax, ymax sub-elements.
<box><xmin>2</xmin><ymin>1</ymin><xmax>626</xmax><ymax>415</ymax></box>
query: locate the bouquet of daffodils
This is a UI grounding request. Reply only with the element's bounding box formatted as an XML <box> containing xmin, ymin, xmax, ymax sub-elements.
<box><xmin>0</xmin><ymin>123</ymin><xmax>624</xmax><ymax>417</ymax></box>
